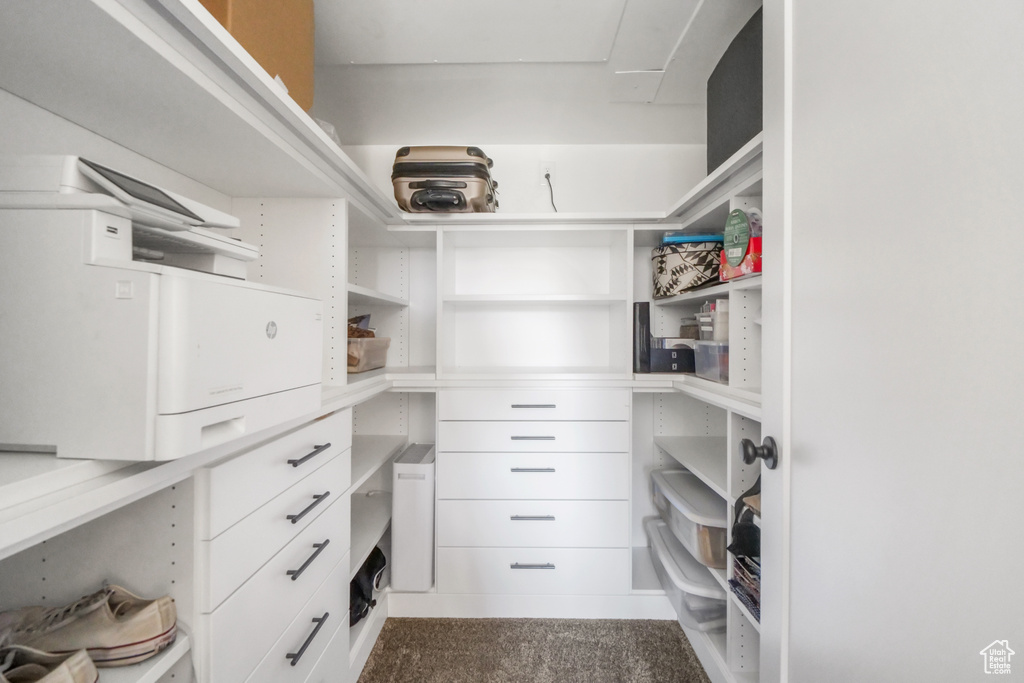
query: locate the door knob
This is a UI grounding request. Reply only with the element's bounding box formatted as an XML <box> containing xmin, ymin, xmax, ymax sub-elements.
<box><xmin>741</xmin><ymin>436</ymin><xmax>778</xmax><ymax>470</ymax></box>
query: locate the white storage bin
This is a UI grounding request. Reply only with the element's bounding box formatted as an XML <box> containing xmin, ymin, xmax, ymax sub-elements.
<box><xmin>651</xmin><ymin>469</ymin><xmax>728</xmax><ymax>569</ymax></box>
<box><xmin>391</xmin><ymin>443</ymin><xmax>435</xmax><ymax>591</ymax></box>
<box><xmin>645</xmin><ymin>518</ymin><xmax>726</xmax><ymax>632</ymax></box>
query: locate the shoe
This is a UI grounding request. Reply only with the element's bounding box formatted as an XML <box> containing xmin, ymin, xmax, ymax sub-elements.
<box><xmin>2</xmin><ymin>585</ymin><xmax>176</xmax><ymax>667</ymax></box>
<box><xmin>0</xmin><ymin>646</ymin><xmax>97</xmax><ymax>683</ymax></box>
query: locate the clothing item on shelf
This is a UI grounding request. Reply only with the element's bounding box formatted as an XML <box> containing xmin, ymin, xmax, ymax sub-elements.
<box><xmin>351</xmin><ymin>546</ymin><xmax>388</xmax><ymax>627</ymax></box>
<box><xmin>728</xmin><ymin>579</ymin><xmax>761</xmax><ymax>622</ymax></box>
<box><xmin>0</xmin><ymin>645</ymin><xmax>97</xmax><ymax>683</ymax></box>
<box><xmin>0</xmin><ymin>585</ymin><xmax>176</xmax><ymax>667</ymax></box>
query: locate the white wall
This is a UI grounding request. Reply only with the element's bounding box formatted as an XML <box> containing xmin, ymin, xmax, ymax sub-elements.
<box><xmin>343</xmin><ymin>144</ymin><xmax>707</xmax><ymax>214</ymax></box>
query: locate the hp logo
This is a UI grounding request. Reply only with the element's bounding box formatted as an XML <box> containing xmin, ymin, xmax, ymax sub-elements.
<box><xmin>266</xmin><ymin>321</ymin><xmax>278</xmax><ymax>339</ymax></box>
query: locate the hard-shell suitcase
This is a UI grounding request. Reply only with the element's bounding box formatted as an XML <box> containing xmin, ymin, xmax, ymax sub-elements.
<box><xmin>392</xmin><ymin>145</ymin><xmax>498</xmax><ymax>213</ymax></box>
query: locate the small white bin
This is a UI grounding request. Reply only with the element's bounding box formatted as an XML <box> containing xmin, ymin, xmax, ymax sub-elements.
<box><xmin>651</xmin><ymin>469</ymin><xmax>728</xmax><ymax>569</ymax></box>
<box><xmin>645</xmin><ymin>518</ymin><xmax>727</xmax><ymax>632</ymax></box>
<box><xmin>391</xmin><ymin>443</ymin><xmax>435</xmax><ymax>591</ymax></box>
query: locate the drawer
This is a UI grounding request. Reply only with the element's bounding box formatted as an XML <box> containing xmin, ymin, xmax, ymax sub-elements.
<box><xmin>201</xmin><ymin>455</ymin><xmax>350</xmax><ymax>612</ymax></box>
<box><xmin>198</xmin><ymin>408</ymin><xmax>352</xmax><ymax>539</ymax></box>
<box><xmin>245</xmin><ymin>553</ymin><xmax>349</xmax><ymax>683</ymax></box>
<box><xmin>302</xmin><ymin>611</ymin><xmax>350</xmax><ymax>683</ymax></box>
<box><xmin>206</xmin><ymin>496</ymin><xmax>349</xmax><ymax>683</ymax></box>
<box><xmin>437</xmin><ymin>547</ymin><xmax>630</xmax><ymax>595</ymax></box>
<box><xmin>439</xmin><ymin>421</ymin><xmax>629</xmax><ymax>453</ymax></box>
<box><xmin>439</xmin><ymin>388</ymin><xmax>630</xmax><ymax>421</ymax></box>
<box><xmin>437</xmin><ymin>452</ymin><xmax>629</xmax><ymax>500</ymax></box>
<box><xmin>437</xmin><ymin>500</ymin><xmax>628</xmax><ymax>548</ymax></box>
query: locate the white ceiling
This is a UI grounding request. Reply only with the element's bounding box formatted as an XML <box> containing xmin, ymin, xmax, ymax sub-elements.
<box><xmin>311</xmin><ymin>0</ymin><xmax>761</xmax><ymax>145</ymax></box>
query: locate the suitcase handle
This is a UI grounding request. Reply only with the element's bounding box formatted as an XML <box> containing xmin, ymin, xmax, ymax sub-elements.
<box><xmin>411</xmin><ymin>188</ymin><xmax>466</xmax><ymax>211</ymax></box>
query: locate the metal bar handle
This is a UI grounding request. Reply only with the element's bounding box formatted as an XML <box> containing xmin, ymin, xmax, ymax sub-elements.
<box><xmin>287</xmin><ymin>491</ymin><xmax>331</xmax><ymax>525</ymax></box>
<box><xmin>286</xmin><ymin>539</ymin><xmax>330</xmax><ymax>581</ymax></box>
<box><xmin>510</xmin><ymin>563</ymin><xmax>556</xmax><ymax>570</ymax></box>
<box><xmin>288</xmin><ymin>442</ymin><xmax>332</xmax><ymax>467</ymax></box>
<box><xmin>511</xmin><ymin>436</ymin><xmax>555</xmax><ymax>441</ymax></box>
<box><xmin>511</xmin><ymin>404</ymin><xmax>556</xmax><ymax>409</ymax></box>
<box><xmin>510</xmin><ymin>467</ymin><xmax>556</xmax><ymax>473</ymax></box>
<box><xmin>510</xmin><ymin>515</ymin><xmax>556</xmax><ymax>521</ymax></box>
<box><xmin>285</xmin><ymin>612</ymin><xmax>329</xmax><ymax>666</ymax></box>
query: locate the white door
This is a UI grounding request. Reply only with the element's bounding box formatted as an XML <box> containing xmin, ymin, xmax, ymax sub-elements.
<box><xmin>761</xmin><ymin>1</ymin><xmax>1024</xmax><ymax>682</ymax></box>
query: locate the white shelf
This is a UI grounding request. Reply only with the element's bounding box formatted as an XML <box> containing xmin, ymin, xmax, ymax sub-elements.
<box><xmin>439</xmin><ymin>367</ymin><xmax>633</xmax><ymax>381</ymax></box>
<box><xmin>350</xmin><ymin>492</ymin><xmax>392</xmax><ymax>580</ymax></box>
<box><xmin>443</xmin><ymin>294</ymin><xmax>627</xmax><ymax>304</ymax></box>
<box><xmin>665</xmin><ymin>134</ymin><xmax>764</xmax><ymax>225</ymax></box>
<box><xmin>653</xmin><ymin>436</ymin><xmax>728</xmax><ymax>500</ymax></box>
<box><xmin>672</xmin><ymin>376</ymin><xmax>762</xmax><ymax>422</ymax></box>
<box><xmin>349</xmin><ymin>589</ymin><xmax>389</xmax><ymax>670</ymax></box>
<box><xmin>404</xmin><ymin>212</ymin><xmax>664</xmax><ymax>225</ymax></box>
<box><xmin>652</xmin><ymin>276</ymin><xmax>762</xmax><ymax>307</ymax></box>
<box><xmin>348</xmin><ymin>284</ymin><xmax>409</xmax><ymax>307</ymax></box>
<box><xmin>730</xmin><ymin>591</ymin><xmax>762</xmax><ymax>634</ymax></box>
<box><xmin>350</xmin><ymin>435</ymin><xmax>406</xmax><ymax>493</ymax></box>
<box><xmin>103</xmin><ymin>631</ymin><xmax>191</xmax><ymax>683</ymax></box>
<box><xmin>0</xmin><ymin>0</ymin><xmax>398</xmax><ymax>220</ymax></box>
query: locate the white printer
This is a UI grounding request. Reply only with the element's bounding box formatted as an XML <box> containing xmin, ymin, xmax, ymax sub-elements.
<box><xmin>0</xmin><ymin>156</ymin><xmax>323</xmax><ymax>461</ymax></box>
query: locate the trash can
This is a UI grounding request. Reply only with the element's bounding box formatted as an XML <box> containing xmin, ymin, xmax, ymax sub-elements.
<box><xmin>391</xmin><ymin>443</ymin><xmax>435</xmax><ymax>591</ymax></box>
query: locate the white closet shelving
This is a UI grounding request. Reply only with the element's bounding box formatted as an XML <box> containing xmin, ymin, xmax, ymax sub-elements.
<box><xmin>436</xmin><ymin>226</ymin><xmax>632</xmax><ymax>379</ymax></box>
<box><xmin>631</xmin><ymin>135</ymin><xmax>765</xmax><ymax>683</ymax></box>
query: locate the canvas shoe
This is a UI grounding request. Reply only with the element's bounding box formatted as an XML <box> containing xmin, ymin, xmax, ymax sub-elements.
<box><xmin>3</xmin><ymin>585</ymin><xmax>176</xmax><ymax>667</ymax></box>
<box><xmin>0</xmin><ymin>646</ymin><xmax>97</xmax><ymax>683</ymax></box>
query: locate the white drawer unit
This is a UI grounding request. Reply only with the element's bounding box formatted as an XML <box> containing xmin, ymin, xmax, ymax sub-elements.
<box><xmin>245</xmin><ymin>553</ymin><xmax>350</xmax><ymax>683</ymax></box>
<box><xmin>437</xmin><ymin>548</ymin><xmax>630</xmax><ymax>595</ymax></box>
<box><xmin>438</xmin><ymin>388</ymin><xmax>631</xmax><ymax>421</ymax></box>
<box><xmin>198</xmin><ymin>408</ymin><xmax>352</xmax><ymax>539</ymax></box>
<box><xmin>201</xmin><ymin>453</ymin><xmax>349</xmax><ymax>611</ymax></box>
<box><xmin>204</xmin><ymin>494</ymin><xmax>350</xmax><ymax>683</ymax></box>
<box><xmin>437</xmin><ymin>500</ymin><xmax>629</xmax><ymax>548</ymax></box>
<box><xmin>438</xmin><ymin>421</ymin><xmax>629</xmax><ymax>453</ymax></box>
<box><xmin>436</xmin><ymin>386</ymin><xmax>632</xmax><ymax>599</ymax></box>
<box><xmin>436</xmin><ymin>452</ymin><xmax>629</xmax><ymax>500</ymax></box>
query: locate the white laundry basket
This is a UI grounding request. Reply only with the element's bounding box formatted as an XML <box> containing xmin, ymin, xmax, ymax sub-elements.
<box><xmin>391</xmin><ymin>443</ymin><xmax>436</xmax><ymax>591</ymax></box>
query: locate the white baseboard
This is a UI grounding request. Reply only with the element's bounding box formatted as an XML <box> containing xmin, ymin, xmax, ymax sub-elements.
<box><xmin>387</xmin><ymin>591</ymin><xmax>676</xmax><ymax>620</ymax></box>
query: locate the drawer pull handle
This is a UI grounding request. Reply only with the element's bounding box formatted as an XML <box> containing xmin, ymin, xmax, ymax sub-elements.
<box><xmin>285</xmin><ymin>612</ymin><xmax>329</xmax><ymax>666</ymax></box>
<box><xmin>511</xmin><ymin>436</ymin><xmax>555</xmax><ymax>441</ymax></box>
<box><xmin>510</xmin><ymin>563</ymin><xmax>556</xmax><ymax>570</ymax></box>
<box><xmin>287</xmin><ymin>491</ymin><xmax>331</xmax><ymax>524</ymax></box>
<box><xmin>288</xmin><ymin>442</ymin><xmax>332</xmax><ymax>467</ymax></box>
<box><xmin>510</xmin><ymin>515</ymin><xmax>556</xmax><ymax>521</ymax></box>
<box><xmin>511</xmin><ymin>404</ymin><xmax>556</xmax><ymax>409</ymax></box>
<box><xmin>510</xmin><ymin>467</ymin><xmax>556</xmax><ymax>473</ymax></box>
<box><xmin>287</xmin><ymin>539</ymin><xmax>330</xmax><ymax>581</ymax></box>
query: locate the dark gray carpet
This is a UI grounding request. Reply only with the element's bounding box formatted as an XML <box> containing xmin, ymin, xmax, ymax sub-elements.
<box><xmin>357</xmin><ymin>618</ymin><xmax>712</xmax><ymax>683</ymax></box>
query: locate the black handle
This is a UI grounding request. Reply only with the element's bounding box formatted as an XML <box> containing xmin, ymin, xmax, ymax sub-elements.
<box><xmin>510</xmin><ymin>404</ymin><xmax>556</xmax><ymax>409</ymax></box>
<box><xmin>288</xmin><ymin>443</ymin><xmax>331</xmax><ymax>468</ymax></box>
<box><xmin>741</xmin><ymin>436</ymin><xmax>779</xmax><ymax>470</ymax></box>
<box><xmin>287</xmin><ymin>492</ymin><xmax>331</xmax><ymax>525</ymax></box>
<box><xmin>287</xmin><ymin>540</ymin><xmax>330</xmax><ymax>581</ymax></box>
<box><xmin>411</xmin><ymin>188</ymin><xmax>465</xmax><ymax>211</ymax></box>
<box><xmin>285</xmin><ymin>612</ymin><xmax>329</xmax><ymax>666</ymax></box>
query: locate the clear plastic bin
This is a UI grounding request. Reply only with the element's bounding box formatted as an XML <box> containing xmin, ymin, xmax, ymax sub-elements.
<box><xmin>645</xmin><ymin>518</ymin><xmax>726</xmax><ymax>632</ymax></box>
<box><xmin>347</xmin><ymin>337</ymin><xmax>390</xmax><ymax>373</ymax></box>
<box><xmin>651</xmin><ymin>469</ymin><xmax>728</xmax><ymax>568</ymax></box>
<box><xmin>694</xmin><ymin>340</ymin><xmax>729</xmax><ymax>384</ymax></box>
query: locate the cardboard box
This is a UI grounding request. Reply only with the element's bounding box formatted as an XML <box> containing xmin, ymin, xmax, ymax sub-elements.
<box><xmin>200</xmin><ymin>0</ymin><xmax>314</xmax><ymax>110</ymax></box>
